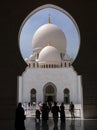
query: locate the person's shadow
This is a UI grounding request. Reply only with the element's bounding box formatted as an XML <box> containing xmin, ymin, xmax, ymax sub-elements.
<box><xmin>41</xmin><ymin>121</ymin><xmax>49</xmax><ymax>130</ymax></box>
<box><xmin>35</xmin><ymin>122</ymin><xmax>40</xmax><ymax>130</ymax></box>
<box><xmin>53</xmin><ymin>124</ymin><xmax>58</xmax><ymax>130</ymax></box>
<box><xmin>70</xmin><ymin>120</ymin><xmax>75</xmax><ymax>130</ymax></box>
<box><xmin>60</xmin><ymin>122</ymin><xmax>66</xmax><ymax>130</ymax></box>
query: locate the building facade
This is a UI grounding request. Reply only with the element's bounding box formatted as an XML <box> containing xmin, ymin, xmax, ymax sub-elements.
<box><xmin>18</xmin><ymin>16</ymin><xmax>83</xmax><ymax>118</ymax></box>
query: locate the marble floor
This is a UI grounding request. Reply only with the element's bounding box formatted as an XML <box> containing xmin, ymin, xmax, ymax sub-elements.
<box><xmin>25</xmin><ymin>117</ymin><xmax>97</xmax><ymax>130</ymax></box>
<box><xmin>24</xmin><ymin>105</ymin><xmax>97</xmax><ymax>130</ymax></box>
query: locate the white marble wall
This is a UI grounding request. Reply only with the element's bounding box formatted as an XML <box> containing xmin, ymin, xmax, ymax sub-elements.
<box><xmin>19</xmin><ymin>67</ymin><xmax>82</xmax><ymax>104</ymax></box>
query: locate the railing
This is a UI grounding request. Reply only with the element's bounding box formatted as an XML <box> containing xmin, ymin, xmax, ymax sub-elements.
<box><xmin>24</xmin><ymin>107</ymin><xmax>81</xmax><ymax>118</ymax></box>
<box><xmin>65</xmin><ymin>109</ymin><xmax>81</xmax><ymax>118</ymax></box>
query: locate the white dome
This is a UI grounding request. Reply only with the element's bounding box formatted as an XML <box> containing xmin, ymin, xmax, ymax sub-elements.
<box><xmin>32</xmin><ymin>23</ymin><xmax>66</xmax><ymax>53</ymax></box>
<box><xmin>37</xmin><ymin>45</ymin><xmax>61</xmax><ymax>65</ymax></box>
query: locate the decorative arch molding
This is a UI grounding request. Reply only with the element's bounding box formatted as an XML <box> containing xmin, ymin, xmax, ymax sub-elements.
<box><xmin>30</xmin><ymin>88</ymin><xmax>36</xmax><ymax>94</ymax></box>
<box><xmin>18</xmin><ymin>4</ymin><xmax>80</xmax><ymax>63</ymax></box>
<box><xmin>19</xmin><ymin>4</ymin><xmax>80</xmax><ymax>38</ymax></box>
<box><xmin>64</xmin><ymin>88</ymin><xmax>70</xmax><ymax>93</ymax></box>
<box><xmin>43</xmin><ymin>82</ymin><xmax>57</xmax><ymax>93</ymax></box>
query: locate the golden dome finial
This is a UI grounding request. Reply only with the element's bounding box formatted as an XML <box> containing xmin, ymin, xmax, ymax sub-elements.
<box><xmin>48</xmin><ymin>42</ymin><xmax>52</xmax><ymax>46</ymax></box>
<box><xmin>48</xmin><ymin>14</ymin><xmax>51</xmax><ymax>24</ymax></box>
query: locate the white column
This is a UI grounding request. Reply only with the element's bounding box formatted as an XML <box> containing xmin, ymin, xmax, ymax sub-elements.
<box><xmin>78</xmin><ymin>75</ymin><xmax>84</xmax><ymax>119</ymax></box>
<box><xmin>18</xmin><ymin>76</ymin><xmax>23</xmax><ymax>103</ymax></box>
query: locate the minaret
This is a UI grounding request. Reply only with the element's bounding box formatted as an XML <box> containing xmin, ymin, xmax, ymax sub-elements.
<box><xmin>48</xmin><ymin>14</ymin><xmax>51</xmax><ymax>24</ymax></box>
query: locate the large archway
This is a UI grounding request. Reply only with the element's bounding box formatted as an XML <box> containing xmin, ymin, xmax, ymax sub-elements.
<box><xmin>43</xmin><ymin>82</ymin><xmax>57</xmax><ymax>102</ymax></box>
<box><xmin>19</xmin><ymin>4</ymin><xmax>80</xmax><ymax>63</ymax></box>
<box><xmin>17</xmin><ymin>4</ymin><xmax>83</xmax><ymax>119</ymax></box>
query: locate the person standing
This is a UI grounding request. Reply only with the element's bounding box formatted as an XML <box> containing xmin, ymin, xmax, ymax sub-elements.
<box><xmin>69</xmin><ymin>102</ymin><xmax>75</xmax><ymax>119</ymax></box>
<box><xmin>51</xmin><ymin>102</ymin><xmax>60</xmax><ymax>126</ymax></box>
<box><xmin>15</xmin><ymin>102</ymin><xmax>26</xmax><ymax>130</ymax></box>
<box><xmin>60</xmin><ymin>103</ymin><xmax>65</xmax><ymax>123</ymax></box>
<box><xmin>35</xmin><ymin>109</ymin><xmax>41</xmax><ymax>123</ymax></box>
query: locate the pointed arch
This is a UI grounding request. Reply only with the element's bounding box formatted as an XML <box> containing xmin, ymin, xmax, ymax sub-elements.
<box><xmin>30</xmin><ymin>88</ymin><xmax>36</xmax><ymax>104</ymax></box>
<box><xmin>64</xmin><ymin>88</ymin><xmax>70</xmax><ymax>104</ymax></box>
<box><xmin>43</xmin><ymin>82</ymin><xmax>57</xmax><ymax>102</ymax></box>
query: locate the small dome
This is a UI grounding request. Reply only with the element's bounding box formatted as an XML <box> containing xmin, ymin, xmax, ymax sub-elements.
<box><xmin>37</xmin><ymin>45</ymin><xmax>61</xmax><ymax>65</ymax></box>
<box><xmin>25</xmin><ymin>58</ymin><xmax>29</xmax><ymax>64</ymax></box>
<box><xmin>63</xmin><ymin>54</ymin><xmax>71</xmax><ymax>60</ymax></box>
<box><xmin>29</xmin><ymin>54</ymin><xmax>36</xmax><ymax>61</ymax></box>
<box><xmin>25</xmin><ymin>58</ymin><xmax>28</xmax><ymax>61</ymax></box>
<box><xmin>32</xmin><ymin>23</ymin><xmax>66</xmax><ymax>53</ymax></box>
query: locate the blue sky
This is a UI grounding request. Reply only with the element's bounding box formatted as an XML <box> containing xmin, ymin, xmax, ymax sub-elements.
<box><xmin>19</xmin><ymin>7</ymin><xmax>80</xmax><ymax>60</ymax></box>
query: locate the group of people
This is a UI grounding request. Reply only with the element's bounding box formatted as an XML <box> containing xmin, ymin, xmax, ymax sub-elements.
<box><xmin>36</xmin><ymin>101</ymin><xmax>75</xmax><ymax>125</ymax></box>
<box><xmin>15</xmin><ymin>101</ymin><xmax>75</xmax><ymax>130</ymax></box>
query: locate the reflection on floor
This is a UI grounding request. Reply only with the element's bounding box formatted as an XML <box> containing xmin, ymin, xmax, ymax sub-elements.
<box><xmin>25</xmin><ymin>118</ymin><xmax>84</xmax><ymax>130</ymax></box>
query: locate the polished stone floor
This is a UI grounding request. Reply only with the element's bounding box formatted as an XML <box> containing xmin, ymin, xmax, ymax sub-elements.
<box><xmin>25</xmin><ymin>117</ymin><xmax>97</xmax><ymax>130</ymax></box>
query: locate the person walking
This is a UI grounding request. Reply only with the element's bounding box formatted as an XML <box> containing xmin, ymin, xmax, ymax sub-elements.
<box><xmin>69</xmin><ymin>102</ymin><xmax>75</xmax><ymax>119</ymax></box>
<box><xmin>51</xmin><ymin>102</ymin><xmax>60</xmax><ymax>126</ymax></box>
<box><xmin>60</xmin><ymin>103</ymin><xmax>65</xmax><ymax>123</ymax></box>
<box><xmin>41</xmin><ymin>102</ymin><xmax>50</xmax><ymax>123</ymax></box>
<box><xmin>15</xmin><ymin>102</ymin><xmax>26</xmax><ymax>130</ymax></box>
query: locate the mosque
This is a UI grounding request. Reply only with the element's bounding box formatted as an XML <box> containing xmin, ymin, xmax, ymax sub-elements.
<box><xmin>18</xmin><ymin>16</ymin><xmax>83</xmax><ymax>118</ymax></box>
